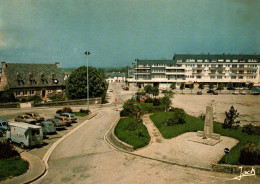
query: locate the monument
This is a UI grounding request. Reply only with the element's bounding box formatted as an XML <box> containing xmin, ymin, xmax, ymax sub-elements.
<box><xmin>189</xmin><ymin>106</ymin><xmax>221</xmax><ymax>146</ymax></box>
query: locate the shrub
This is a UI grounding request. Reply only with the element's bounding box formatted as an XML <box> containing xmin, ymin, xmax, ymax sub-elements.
<box><xmin>169</xmin><ymin>107</ymin><xmax>185</xmax><ymax>114</ymax></box>
<box><xmin>120</xmin><ymin>109</ymin><xmax>131</xmax><ymax>117</ymax></box>
<box><xmin>145</xmin><ymin>97</ymin><xmax>153</xmax><ymax>103</ymax></box>
<box><xmin>222</xmin><ymin>106</ymin><xmax>240</xmax><ymax>130</ymax></box>
<box><xmin>50</xmin><ymin>94</ymin><xmax>65</xmax><ymax>101</ymax></box>
<box><xmin>153</xmin><ymin>98</ymin><xmax>160</xmax><ymax>106</ymax></box>
<box><xmin>0</xmin><ymin>141</ymin><xmax>19</xmax><ymax>159</ymax></box>
<box><xmin>28</xmin><ymin>95</ymin><xmax>42</xmax><ymax>103</ymax></box>
<box><xmin>242</xmin><ymin>123</ymin><xmax>260</xmax><ymax>136</ymax></box>
<box><xmin>79</xmin><ymin>109</ymin><xmax>90</xmax><ymax>114</ymax></box>
<box><xmin>239</xmin><ymin>142</ymin><xmax>260</xmax><ymax>165</ymax></box>
<box><xmin>62</xmin><ymin>106</ymin><xmax>73</xmax><ymax>113</ymax></box>
<box><xmin>56</xmin><ymin>106</ymin><xmax>73</xmax><ymax>114</ymax></box>
<box><xmin>163</xmin><ymin>108</ymin><xmax>186</xmax><ymax>126</ymax></box>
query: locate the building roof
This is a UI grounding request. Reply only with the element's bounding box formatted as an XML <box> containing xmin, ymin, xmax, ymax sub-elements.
<box><xmin>137</xmin><ymin>60</ymin><xmax>176</xmax><ymax>65</ymax></box>
<box><xmin>8</xmin><ymin>122</ymin><xmax>41</xmax><ymax>129</ymax></box>
<box><xmin>2</xmin><ymin>62</ymin><xmax>65</xmax><ymax>89</ymax></box>
<box><xmin>173</xmin><ymin>54</ymin><xmax>260</xmax><ymax>62</ymax></box>
<box><xmin>106</xmin><ymin>72</ymin><xmax>125</xmax><ymax>78</ymax></box>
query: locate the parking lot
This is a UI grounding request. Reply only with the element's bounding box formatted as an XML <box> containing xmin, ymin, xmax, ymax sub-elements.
<box><xmin>0</xmin><ymin>105</ymin><xmax>97</xmax><ymax>159</ymax></box>
<box><xmin>172</xmin><ymin>92</ymin><xmax>260</xmax><ymax>126</ymax></box>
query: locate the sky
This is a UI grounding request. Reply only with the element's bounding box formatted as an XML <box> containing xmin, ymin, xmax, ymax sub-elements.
<box><xmin>0</xmin><ymin>0</ymin><xmax>259</xmax><ymax>68</ymax></box>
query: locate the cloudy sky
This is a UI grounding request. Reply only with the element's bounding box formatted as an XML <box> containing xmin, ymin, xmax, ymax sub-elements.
<box><xmin>0</xmin><ymin>0</ymin><xmax>259</xmax><ymax>68</ymax></box>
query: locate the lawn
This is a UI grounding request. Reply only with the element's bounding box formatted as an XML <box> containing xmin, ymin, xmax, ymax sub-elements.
<box><xmin>150</xmin><ymin>111</ymin><xmax>260</xmax><ymax>165</ymax></box>
<box><xmin>0</xmin><ymin>157</ymin><xmax>29</xmax><ymax>181</ymax></box>
<box><xmin>74</xmin><ymin>112</ymin><xmax>89</xmax><ymax>117</ymax></box>
<box><xmin>140</xmin><ymin>102</ymin><xmax>165</xmax><ymax>114</ymax></box>
<box><xmin>114</xmin><ymin>117</ymin><xmax>151</xmax><ymax>149</ymax></box>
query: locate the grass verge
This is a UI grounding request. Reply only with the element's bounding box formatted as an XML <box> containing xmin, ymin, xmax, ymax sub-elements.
<box><xmin>73</xmin><ymin>112</ymin><xmax>89</xmax><ymax>117</ymax></box>
<box><xmin>0</xmin><ymin>157</ymin><xmax>29</xmax><ymax>181</ymax></box>
<box><xmin>114</xmin><ymin>117</ymin><xmax>151</xmax><ymax>150</ymax></box>
<box><xmin>150</xmin><ymin>111</ymin><xmax>260</xmax><ymax>165</ymax></box>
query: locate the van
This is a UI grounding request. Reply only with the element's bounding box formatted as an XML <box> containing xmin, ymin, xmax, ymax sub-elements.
<box><xmin>6</xmin><ymin>122</ymin><xmax>43</xmax><ymax>148</ymax></box>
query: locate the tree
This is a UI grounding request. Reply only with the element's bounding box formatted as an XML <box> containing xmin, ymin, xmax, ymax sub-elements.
<box><xmin>227</xmin><ymin>82</ymin><xmax>234</xmax><ymax>93</ymax></box>
<box><xmin>170</xmin><ymin>82</ymin><xmax>176</xmax><ymax>90</ymax></box>
<box><xmin>0</xmin><ymin>89</ymin><xmax>17</xmax><ymax>103</ymax></box>
<box><xmin>217</xmin><ymin>83</ymin><xmax>224</xmax><ymax>93</ymax></box>
<box><xmin>144</xmin><ymin>85</ymin><xmax>153</xmax><ymax>97</ymax></box>
<box><xmin>151</xmin><ymin>86</ymin><xmax>159</xmax><ymax>98</ymax></box>
<box><xmin>209</xmin><ymin>83</ymin><xmax>214</xmax><ymax>90</ymax></box>
<box><xmin>248</xmin><ymin>82</ymin><xmax>254</xmax><ymax>90</ymax></box>
<box><xmin>198</xmin><ymin>83</ymin><xmax>204</xmax><ymax>92</ymax></box>
<box><xmin>180</xmin><ymin>83</ymin><xmax>185</xmax><ymax>93</ymax></box>
<box><xmin>222</xmin><ymin>106</ymin><xmax>240</xmax><ymax>130</ymax></box>
<box><xmin>66</xmin><ymin>66</ymin><xmax>108</xmax><ymax>99</ymax></box>
<box><xmin>161</xmin><ymin>96</ymin><xmax>172</xmax><ymax>112</ymax></box>
<box><xmin>189</xmin><ymin>83</ymin><xmax>194</xmax><ymax>93</ymax></box>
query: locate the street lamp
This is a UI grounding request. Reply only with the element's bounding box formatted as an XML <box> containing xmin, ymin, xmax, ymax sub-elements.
<box><xmin>84</xmin><ymin>51</ymin><xmax>91</xmax><ymax>110</ymax></box>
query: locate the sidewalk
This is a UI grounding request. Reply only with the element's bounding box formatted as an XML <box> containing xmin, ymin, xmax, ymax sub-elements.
<box><xmin>2</xmin><ymin>151</ymin><xmax>45</xmax><ymax>184</ymax></box>
<box><xmin>142</xmin><ymin>114</ymin><xmax>163</xmax><ymax>144</ymax></box>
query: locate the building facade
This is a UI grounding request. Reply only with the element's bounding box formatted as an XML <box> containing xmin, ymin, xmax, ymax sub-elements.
<box><xmin>0</xmin><ymin>61</ymin><xmax>66</xmax><ymax>101</ymax></box>
<box><xmin>106</xmin><ymin>72</ymin><xmax>126</xmax><ymax>83</ymax></box>
<box><xmin>127</xmin><ymin>54</ymin><xmax>260</xmax><ymax>88</ymax></box>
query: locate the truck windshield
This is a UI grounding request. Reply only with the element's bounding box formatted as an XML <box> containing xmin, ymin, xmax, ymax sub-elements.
<box><xmin>32</xmin><ymin>129</ymin><xmax>40</xmax><ymax>136</ymax></box>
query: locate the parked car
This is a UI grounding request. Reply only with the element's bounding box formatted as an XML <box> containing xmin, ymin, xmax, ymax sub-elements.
<box><xmin>55</xmin><ymin>113</ymin><xmax>77</xmax><ymax>122</ymax></box>
<box><xmin>15</xmin><ymin>115</ymin><xmax>37</xmax><ymax>124</ymax></box>
<box><xmin>197</xmin><ymin>91</ymin><xmax>202</xmax><ymax>95</ymax></box>
<box><xmin>0</xmin><ymin>120</ymin><xmax>8</xmax><ymax>132</ymax></box>
<box><xmin>213</xmin><ymin>91</ymin><xmax>218</xmax><ymax>95</ymax></box>
<box><xmin>109</xmin><ymin>89</ymin><xmax>113</xmax><ymax>92</ymax></box>
<box><xmin>55</xmin><ymin>116</ymin><xmax>72</xmax><ymax>126</ymax></box>
<box><xmin>40</xmin><ymin>120</ymin><xmax>56</xmax><ymax>135</ymax></box>
<box><xmin>123</xmin><ymin>87</ymin><xmax>129</xmax><ymax>91</ymax></box>
<box><xmin>232</xmin><ymin>91</ymin><xmax>239</xmax><ymax>95</ymax></box>
<box><xmin>0</xmin><ymin>129</ymin><xmax>3</xmax><ymax>137</ymax></box>
<box><xmin>47</xmin><ymin>118</ymin><xmax>66</xmax><ymax>130</ymax></box>
<box><xmin>26</xmin><ymin>113</ymin><xmax>45</xmax><ymax>122</ymax></box>
<box><xmin>240</xmin><ymin>91</ymin><xmax>246</xmax><ymax>95</ymax></box>
<box><xmin>6</xmin><ymin>122</ymin><xmax>43</xmax><ymax>148</ymax></box>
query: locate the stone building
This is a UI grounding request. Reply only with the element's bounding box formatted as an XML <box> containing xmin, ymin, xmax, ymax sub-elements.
<box><xmin>0</xmin><ymin>61</ymin><xmax>66</xmax><ymax>101</ymax></box>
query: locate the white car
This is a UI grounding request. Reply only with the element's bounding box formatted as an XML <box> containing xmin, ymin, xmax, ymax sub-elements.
<box><xmin>232</xmin><ymin>91</ymin><xmax>239</xmax><ymax>95</ymax></box>
<box><xmin>240</xmin><ymin>91</ymin><xmax>246</xmax><ymax>95</ymax></box>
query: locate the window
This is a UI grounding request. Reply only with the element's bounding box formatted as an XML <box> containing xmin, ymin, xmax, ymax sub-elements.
<box><xmin>238</xmin><ymin>76</ymin><xmax>243</xmax><ymax>79</ymax></box>
<box><xmin>196</xmin><ymin>76</ymin><xmax>201</xmax><ymax>79</ymax></box>
<box><xmin>23</xmin><ymin>90</ymin><xmax>27</xmax><ymax>96</ymax></box>
<box><xmin>231</xmin><ymin>76</ymin><xmax>236</xmax><ymax>79</ymax></box>
<box><xmin>217</xmin><ymin>76</ymin><xmax>222</xmax><ymax>79</ymax></box>
<box><xmin>29</xmin><ymin>90</ymin><xmax>34</xmax><ymax>95</ymax></box>
<box><xmin>232</xmin><ymin>65</ymin><xmax>237</xmax><ymax>68</ymax></box>
<box><xmin>15</xmin><ymin>91</ymin><xmax>21</xmax><ymax>96</ymax></box>
<box><xmin>210</xmin><ymin>76</ymin><xmax>215</xmax><ymax>79</ymax></box>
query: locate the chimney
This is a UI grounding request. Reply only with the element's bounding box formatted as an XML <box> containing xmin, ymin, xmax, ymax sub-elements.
<box><xmin>1</xmin><ymin>61</ymin><xmax>6</xmax><ymax>69</ymax></box>
<box><xmin>55</xmin><ymin>62</ymin><xmax>60</xmax><ymax>68</ymax></box>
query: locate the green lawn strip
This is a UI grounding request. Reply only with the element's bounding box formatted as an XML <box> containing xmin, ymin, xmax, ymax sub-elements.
<box><xmin>0</xmin><ymin>157</ymin><xmax>29</xmax><ymax>181</ymax></box>
<box><xmin>150</xmin><ymin>112</ymin><xmax>260</xmax><ymax>165</ymax></box>
<box><xmin>73</xmin><ymin>112</ymin><xmax>89</xmax><ymax>117</ymax></box>
<box><xmin>114</xmin><ymin>117</ymin><xmax>151</xmax><ymax>150</ymax></box>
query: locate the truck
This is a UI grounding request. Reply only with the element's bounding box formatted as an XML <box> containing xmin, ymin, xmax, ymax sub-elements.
<box><xmin>6</xmin><ymin>122</ymin><xmax>43</xmax><ymax>148</ymax></box>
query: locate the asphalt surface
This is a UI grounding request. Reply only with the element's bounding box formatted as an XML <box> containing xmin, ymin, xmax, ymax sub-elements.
<box><xmin>34</xmin><ymin>83</ymin><xmax>259</xmax><ymax>184</ymax></box>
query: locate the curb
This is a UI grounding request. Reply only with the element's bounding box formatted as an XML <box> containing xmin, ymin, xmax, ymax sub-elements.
<box><xmin>32</xmin><ymin>112</ymin><xmax>98</xmax><ymax>183</ymax></box>
<box><xmin>104</xmin><ymin>115</ymin><xmax>212</xmax><ymax>173</ymax></box>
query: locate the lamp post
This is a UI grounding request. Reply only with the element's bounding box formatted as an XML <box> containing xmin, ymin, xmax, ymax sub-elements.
<box><xmin>84</xmin><ymin>51</ymin><xmax>91</xmax><ymax>110</ymax></box>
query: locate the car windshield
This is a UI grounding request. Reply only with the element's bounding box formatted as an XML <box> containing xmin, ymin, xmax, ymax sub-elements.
<box><xmin>34</xmin><ymin>113</ymin><xmax>39</xmax><ymax>116</ymax></box>
<box><xmin>65</xmin><ymin>118</ymin><xmax>70</xmax><ymax>121</ymax></box>
<box><xmin>24</xmin><ymin>116</ymin><xmax>31</xmax><ymax>119</ymax></box>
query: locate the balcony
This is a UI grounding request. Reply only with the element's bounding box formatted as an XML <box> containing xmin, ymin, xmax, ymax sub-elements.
<box><xmin>135</xmin><ymin>72</ymin><xmax>150</xmax><ymax>75</ymax></box>
<box><xmin>165</xmin><ymin>66</ymin><xmax>185</xmax><ymax>69</ymax></box>
<box><xmin>209</xmin><ymin>67</ymin><xmax>224</xmax><ymax>70</ymax></box>
<box><xmin>166</xmin><ymin>72</ymin><xmax>185</xmax><ymax>75</ymax></box>
<box><xmin>135</xmin><ymin>67</ymin><xmax>150</xmax><ymax>69</ymax></box>
<box><xmin>192</xmin><ymin>73</ymin><xmax>203</xmax><ymax>75</ymax></box>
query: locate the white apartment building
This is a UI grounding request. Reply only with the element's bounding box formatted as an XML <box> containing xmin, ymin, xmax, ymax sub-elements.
<box><xmin>127</xmin><ymin>54</ymin><xmax>260</xmax><ymax>88</ymax></box>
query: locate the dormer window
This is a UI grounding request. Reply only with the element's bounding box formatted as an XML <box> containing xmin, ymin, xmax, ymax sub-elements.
<box><xmin>17</xmin><ymin>73</ymin><xmax>24</xmax><ymax>85</ymax></box>
<box><xmin>41</xmin><ymin>74</ymin><xmax>48</xmax><ymax>84</ymax></box>
<box><xmin>29</xmin><ymin>73</ymin><xmax>37</xmax><ymax>85</ymax></box>
<box><xmin>52</xmin><ymin>74</ymin><xmax>59</xmax><ymax>84</ymax></box>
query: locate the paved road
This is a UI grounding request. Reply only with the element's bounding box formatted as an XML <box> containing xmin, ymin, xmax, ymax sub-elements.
<box><xmin>34</xmin><ymin>83</ymin><xmax>259</xmax><ymax>184</ymax></box>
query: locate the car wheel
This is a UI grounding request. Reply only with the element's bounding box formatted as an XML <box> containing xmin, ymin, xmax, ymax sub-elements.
<box><xmin>21</xmin><ymin>143</ymin><xmax>26</xmax><ymax>149</ymax></box>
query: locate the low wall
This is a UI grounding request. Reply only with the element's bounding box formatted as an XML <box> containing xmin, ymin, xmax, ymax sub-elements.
<box><xmin>107</xmin><ymin>116</ymin><xmax>134</xmax><ymax>152</ymax></box>
<box><xmin>0</xmin><ymin>102</ymin><xmax>20</xmax><ymax>108</ymax></box>
<box><xmin>34</xmin><ymin>98</ymin><xmax>101</xmax><ymax>107</ymax></box>
<box><xmin>212</xmin><ymin>164</ymin><xmax>260</xmax><ymax>175</ymax></box>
